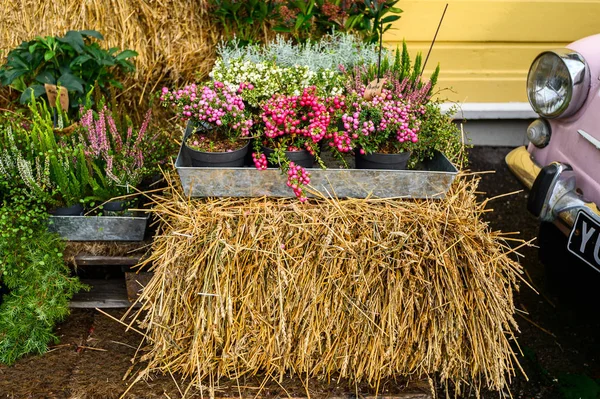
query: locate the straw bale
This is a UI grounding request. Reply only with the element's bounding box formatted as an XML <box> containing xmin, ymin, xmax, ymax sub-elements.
<box><xmin>126</xmin><ymin>173</ymin><xmax>527</xmax><ymax>396</ymax></box>
<box><xmin>0</xmin><ymin>0</ymin><xmax>220</xmax><ymax>112</ymax></box>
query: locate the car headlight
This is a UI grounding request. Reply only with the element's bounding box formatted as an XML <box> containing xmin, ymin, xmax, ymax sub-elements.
<box><xmin>527</xmin><ymin>49</ymin><xmax>590</xmax><ymax>119</ymax></box>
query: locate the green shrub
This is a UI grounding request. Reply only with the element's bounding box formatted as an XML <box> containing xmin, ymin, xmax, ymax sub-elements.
<box><xmin>0</xmin><ymin>30</ymin><xmax>137</xmax><ymax>113</ymax></box>
<box><xmin>209</xmin><ymin>0</ymin><xmax>402</xmax><ymax>44</ymax></box>
<box><xmin>408</xmin><ymin>101</ymin><xmax>469</xmax><ymax>169</ymax></box>
<box><xmin>0</xmin><ymin>190</ymin><xmax>86</xmax><ymax>365</ymax></box>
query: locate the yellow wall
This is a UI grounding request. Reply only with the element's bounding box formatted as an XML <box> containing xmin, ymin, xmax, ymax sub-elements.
<box><xmin>384</xmin><ymin>0</ymin><xmax>600</xmax><ymax>103</ymax></box>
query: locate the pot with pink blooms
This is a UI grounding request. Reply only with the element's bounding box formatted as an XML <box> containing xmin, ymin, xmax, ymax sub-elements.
<box><xmin>160</xmin><ymin>81</ymin><xmax>254</xmax><ymax>167</ymax></box>
<box><xmin>326</xmin><ymin>86</ymin><xmax>426</xmax><ymax>170</ymax></box>
<box><xmin>251</xmin><ymin>86</ymin><xmax>343</xmax><ymax>202</ymax></box>
<box><xmin>324</xmin><ymin>56</ymin><xmax>436</xmax><ymax>169</ymax></box>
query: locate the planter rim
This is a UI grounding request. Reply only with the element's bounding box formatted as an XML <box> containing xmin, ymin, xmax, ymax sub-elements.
<box><xmin>49</xmin><ymin>203</ymin><xmax>84</xmax><ymax>216</ymax></box>
<box><xmin>184</xmin><ymin>138</ymin><xmax>250</xmax><ymax>155</ymax></box>
<box><xmin>360</xmin><ymin>150</ymin><xmax>411</xmax><ymax>157</ymax></box>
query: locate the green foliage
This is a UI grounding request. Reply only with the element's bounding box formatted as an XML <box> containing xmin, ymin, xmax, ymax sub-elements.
<box><xmin>273</xmin><ymin>0</ymin><xmax>318</xmax><ymax>42</ymax></box>
<box><xmin>0</xmin><ymin>190</ymin><xmax>86</xmax><ymax>365</ymax></box>
<box><xmin>0</xmin><ymin>97</ymin><xmax>104</xmax><ymax>208</ymax></box>
<box><xmin>0</xmin><ymin>30</ymin><xmax>137</xmax><ymax>113</ymax></box>
<box><xmin>27</xmin><ymin>99</ymin><xmax>90</xmax><ymax>207</ymax></box>
<box><xmin>209</xmin><ymin>0</ymin><xmax>402</xmax><ymax>44</ymax></box>
<box><xmin>211</xmin><ymin>0</ymin><xmax>277</xmax><ymax>46</ymax></box>
<box><xmin>352</xmin><ymin>0</ymin><xmax>402</xmax><ymax>44</ymax></box>
<box><xmin>558</xmin><ymin>374</ymin><xmax>600</xmax><ymax>399</ymax></box>
<box><xmin>362</xmin><ymin>41</ymin><xmax>440</xmax><ymax>96</ymax></box>
<box><xmin>407</xmin><ymin>101</ymin><xmax>469</xmax><ymax>169</ymax></box>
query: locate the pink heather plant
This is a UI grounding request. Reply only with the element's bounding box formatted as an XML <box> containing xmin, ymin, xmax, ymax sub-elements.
<box><xmin>252</xmin><ymin>86</ymin><xmax>342</xmax><ymax>201</ymax></box>
<box><xmin>160</xmin><ymin>81</ymin><xmax>253</xmax><ymax>151</ymax></box>
<box><xmin>325</xmin><ymin>67</ymin><xmax>430</xmax><ymax>156</ymax></box>
<box><xmin>79</xmin><ymin>106</ymin><xmax>152</xmax><ymax>199</ymax></box>
<box><xmin>327</xmin><ymin>89</ymin><xmax>425</xmax><ymax>156</ymax></box>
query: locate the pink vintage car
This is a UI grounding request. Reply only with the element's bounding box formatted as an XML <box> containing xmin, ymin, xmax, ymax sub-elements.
<box><xmin>506</xmin><ymin>34</ymin><xmax>600</xmax><ymax>273</ymax></box>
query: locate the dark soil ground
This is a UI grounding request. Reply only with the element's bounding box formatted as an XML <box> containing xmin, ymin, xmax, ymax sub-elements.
<box><xmin>1</xmin><ymin>146</ymin><xmax>599</xmax><ymax>399</ymax></box>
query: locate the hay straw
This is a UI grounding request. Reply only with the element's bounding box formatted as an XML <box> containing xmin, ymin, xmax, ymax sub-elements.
<box><xmin>126</xmin><ymin>172</ymin><xmax>527</xmax><ymax>396</ymax></box>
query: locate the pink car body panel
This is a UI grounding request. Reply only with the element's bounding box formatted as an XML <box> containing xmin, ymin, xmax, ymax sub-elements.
<box><xmin>528</xmin><ymin>34</ymin><xmax>600</xmax><ymax>206</ymax></box>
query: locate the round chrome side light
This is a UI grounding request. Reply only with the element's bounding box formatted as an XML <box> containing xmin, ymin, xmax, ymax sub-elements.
<box><xmin>527</xmin><ymin>118</ymin><xmax>552</xmax><ymax>148</ymax></box>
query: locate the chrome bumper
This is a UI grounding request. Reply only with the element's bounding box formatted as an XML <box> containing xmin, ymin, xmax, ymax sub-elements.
<box><xmin>505</xmin><ymin>146</ymin><xmax>600</xmax><ymax>233</ymax></box>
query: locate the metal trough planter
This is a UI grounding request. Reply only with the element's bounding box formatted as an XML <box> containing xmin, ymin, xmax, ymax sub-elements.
<box><xmin>175</xmin><ymin>144</ymin><xmax>459</xmax><ymax>199</ymax></box>
<box><xmin>48</xmin><ymin>214</ymin><xmax>149</xmax><ymax>241</ymax></box>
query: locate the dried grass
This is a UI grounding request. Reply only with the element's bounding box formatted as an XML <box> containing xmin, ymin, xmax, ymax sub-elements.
<box><xmin>63</xmin><ymin>241</ymin><xmax>149</xmax><ymax>266</ymax></box>
<box><xmin>123</xmin><ymin>172</ymin><xmax>528</xmax><ymax>396</ymax></box>
<box><xmin>0</xmin><ymin>0</ymin><xmax>220</xmax><ymax>113</ymax></box>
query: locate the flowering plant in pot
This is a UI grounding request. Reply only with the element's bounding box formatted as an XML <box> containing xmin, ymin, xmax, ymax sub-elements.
<box><xmin>77</xmin><ymin>105</ymin><xmax>153</xmax><ymax>212</ymax></box>
<box><xmin>210</xmin><ymin>58</ymin><xmax>344</xmax><ymax>107</ymax></box>
<box><xmin>252</xmin><ymin>86</ymin><xmax>343</xmax><ymax>201</ymax></box>
<box><xmin>325</xmin><ymin>56</ymin><xmax>434</xmax><ymax>169</ymax></box>
<box><xmin>330</xmin><ymin>87</ymin><xmax>426</xmax><ymax>169</ymax></box>
<box><xmin>26</xmin><ymin>100</ymin><xmax>90</xmax><ymax>214</ymax></box>
<box><xmin>160</xmin><ymin>81</ymin><xmax>253</xmax><ymax>167</ymax></box>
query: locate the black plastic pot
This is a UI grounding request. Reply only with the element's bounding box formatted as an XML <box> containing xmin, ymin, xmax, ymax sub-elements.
<box><xmin>50</xmin><ymin>203</ymin><xmax>84</xmax><ymax>216</ymax></box>
<box><xmin>262</xmin><ymin>146</ymin><xmax>315</xmax><ymax>168</ymax></box>
<box><xmin>355</xmin><ymin>151</ymin><xmax>411</xmax><ymax>170</ymax></box>
<box><xmin>184</xmin><ymin>140</ymin><xmax>250</xmax><ymax>167</ymax></box>
<box><xmin>103</xmin><ymin>200</ymin><xmax>126</xmax><ymax>212</ymax></box>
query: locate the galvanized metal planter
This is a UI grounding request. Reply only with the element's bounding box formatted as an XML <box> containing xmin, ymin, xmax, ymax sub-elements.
<box><xmin>175</xmin><ymin>144</ymin><xmax>459</xmax><ymax>199</ymax></box>
<box><xmin>48</xmin><ymin>214</ymin><xmax>148</xmax><ymax>241</ymax></box>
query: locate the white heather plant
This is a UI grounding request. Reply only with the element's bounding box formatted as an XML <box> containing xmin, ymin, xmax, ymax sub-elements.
<box><xmin>216</xmin><ymin>33</ymin><xmax>384</xmax><ymax>72</ymax></box>
<box><xmin>209</xmin><ymin>59</ymin><xmax>344</xmax><ymax>107</ymax></box>
<box><xmin>0</xmin><ymin>125</ymin><xmax>52</xmax><ymax>201</ymax></box>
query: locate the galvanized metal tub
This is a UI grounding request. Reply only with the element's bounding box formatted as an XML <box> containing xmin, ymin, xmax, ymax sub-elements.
<box><xmin>175</xmin><ymin>144</ymin><xmax>459</xmax><ymax>199</ymax></box>
<box><xmin>48</xmin><ymin>214</ymin><xmax>149</xmax><ymax>241</ymax></box>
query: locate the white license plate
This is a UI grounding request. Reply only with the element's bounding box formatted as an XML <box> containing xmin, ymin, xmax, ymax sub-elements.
<box><xmin>567</xmin><ymin>210</ymin><xmax>600</xmax><ymax>273</ymax></box>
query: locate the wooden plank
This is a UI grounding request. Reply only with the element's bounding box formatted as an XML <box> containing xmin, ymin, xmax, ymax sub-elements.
<box><xmin>378</xmin><ymin>41</ymin><xmax>571</xmax><ymax>102</ymax></box>
<box><xmin>70</xmin><ymin>279</ymin><xmax>132</xmax><ymax>309</ymax></box>
<box><xmin>384</xmin><ymin>42</ymin><xmax>564</xmax><ymax>74</ymax></box>
<box><xmin>74</xmin><ymin>255</ymin><xmax>142</xmax><ymax>266</ymax></box>
<box><xmin>385</xmin><ymin>1</ymin><xmax>600</xmax><ymax>43</ymax></box>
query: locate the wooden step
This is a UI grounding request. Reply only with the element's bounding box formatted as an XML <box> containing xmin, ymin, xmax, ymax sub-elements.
<box><xmin>70</xmin><ymin>278</ymin><xmax>131</xmax><ymax>308</ymax></box>
<box><xmin>74</xmin><ymin>254</ymin><xmax>142</xmax><ymax>266</ymax></box>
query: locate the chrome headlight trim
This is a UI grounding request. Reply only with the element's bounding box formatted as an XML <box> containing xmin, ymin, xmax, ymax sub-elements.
<box><xmin>527</xmin><ymin>49</ymin><xmax>591</xmax><ymax>119</ymax></box>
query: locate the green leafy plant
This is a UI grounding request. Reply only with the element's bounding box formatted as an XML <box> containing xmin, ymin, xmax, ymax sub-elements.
<box><xmin>0</xmin><ymin>30</ymin><xmax>137</xmax><ymax>112</ymax></box>
<box><xmin>351</xmin><ymin>0</ymin><xmax>402</xmax><ymax>43</ymax></box>
<box><xmin>407</xmin><ymin>101</ymin><xmax>468</xmax><ymax>169</ymax></box>
<box><xmin>273</xmin><ymin>0</ymin><xmax>318</xmax><ymax>42</ymax></box>
<box><xmin>273</xmin><ymin>0</ymin><xmax>402</xmax><ymax>43</ymax></box>
<box><xmin>0</xmin><ymin>190</ymin><xmax>86</xmax><ymax>365</ymax></box>
<box><xmin>27</xmin><ymin>99</ymin><xmax>92</xmax><ymax>208</ymax></box>
<box><xmin>209</xmin><ymin>0</ymin><xmax>402</xmax><ymax>44</ymax></box>
<box><xmin>210</xmin><ymin>0</ymin><xmax>277</xmax><ymax>45</ymax></box>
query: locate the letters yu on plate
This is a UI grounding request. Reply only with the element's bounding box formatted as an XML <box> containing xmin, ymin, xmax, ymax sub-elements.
<box><xmin>567</xmin><ymin>210</ymin><xmax>600</xmax><ymax>273</ymax></box>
